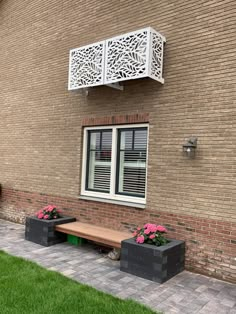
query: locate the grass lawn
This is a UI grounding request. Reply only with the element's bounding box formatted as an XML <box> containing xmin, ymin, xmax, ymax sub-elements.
<box><xmin>0</xmin><ymin>251</ymin><xmax>158</xmax><ymax>314</ymax></box>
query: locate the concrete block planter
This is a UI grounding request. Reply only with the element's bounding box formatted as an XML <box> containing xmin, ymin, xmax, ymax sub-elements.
<box><xmin>120</xmin><ymin>238</ymin><xmax>185</xmax><ymax>283</ymax></box>
<box><xmin>25</xmin><ymin>216</ymin><xmax>76</xmax><ymax>246</ymax></box>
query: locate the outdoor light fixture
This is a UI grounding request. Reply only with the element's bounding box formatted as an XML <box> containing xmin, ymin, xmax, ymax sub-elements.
<box><xmin>183</xmin><ymin>137</ymin><xmax>198</xmax><ymax>157</ymax></box>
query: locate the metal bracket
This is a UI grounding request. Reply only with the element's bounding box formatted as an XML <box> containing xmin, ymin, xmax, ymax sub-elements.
<box><xmin>74</xmin><ymin>88</ymin><xmax>89</xmax><ymax>96</ymax></box>
<box><xmin>74</xmin><ymin>83</ymin><xmax>123</xmax><ymax>96</ymax></box>
<box><xmin>105</xmin><ymin>82</ymin><xmax>124</xmax><ymax>91</ymax></box>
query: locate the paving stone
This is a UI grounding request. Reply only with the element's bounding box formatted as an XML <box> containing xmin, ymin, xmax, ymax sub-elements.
<box><xmin>198</xmin><ymin>300</ymin><xmax>231</xmax><ymax>314</ymax></box>
<box><xmin>195</xmin><ymin>285</ymin><xmax>208</xmax><ymax>293</ymax></box>
<box><xmin>166</xmin><ymin>293</ymin><xmax>186</xmax><ymax>304</ymax></box>
<box><xmin>220</xmin><ymin>299</ymin><xmax>236</xmax><ymax>308</ymax></box>
<box><xmin>0</xmin><ymin>219</ymin><xmax>235</xmax><ymax>314</ymax></box>
<box><xmin>200</xmin><ymin>287</ymin><xmax>219</xmax><ymax>299</ymax></box>
<box><xmin>62</xmin><ymin>269</ymin><xmax>77</xmax><ymax>276</ymax></box>
<box><xmin>119</xmin><ymin>276</ymin><xmax>135</xmax><ymax>283</ymax></box>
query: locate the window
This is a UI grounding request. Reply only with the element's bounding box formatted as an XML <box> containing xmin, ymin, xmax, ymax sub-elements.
<box><xmin>81</xmin><ymin>124</ymin><xmax>148</xmax><ymax>205</ymax></box>
<box><xmin>86</xmin><ymin>129</ymin><xmax>112</xmax><ymax>193</ymax></box>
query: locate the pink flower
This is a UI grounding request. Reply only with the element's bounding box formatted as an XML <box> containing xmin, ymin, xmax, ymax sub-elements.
<box><xmin>136</xmin><ymin>235</ymin><xmax>145</xmax><ymax>244</ymax></box>
<box><xmin>44</xmin><ymin>215</ymin><xmax>49</xmax><ymax>219</ymax></box>
<box><xmin>144</xmin><ymin>223</ymin><xmax>157</xmax><ymax>233</ymax></box>
<box><xmin>133</xmin><ymin>231</ymin><xmax>138</xmax><ymax>237</ymax></box>
<box><xmin>156</xmin><ymin>225</ymin><xmax>167</xmax><ymax>233</ymax></box>
<box><xmin>37</xmin><ymin>213</ymin><xmax>44</xmax><ymax>219</ymax></box>
<box><xmin>149</xmin><ymin>234</ymin><xmax>155</xmax><ymax>239</ymax></box>
<box><xmin>144</xmin><ymin>228</ymin><xmax>150</xmax><ymax>235</ymax></box>
<box><xmin>46</xmin><ymin>205</ymin><xmax>54</xmax><ymax>212</ymax></box>
<box><xmin>137</xmin><ymin>227</ymin><xmax>141</xmax><ymax>231</ymax></box>
<box><xmin>53</xmin><ymin>216</ymin><xmax>57</xmax><ymax>219</ymax></box>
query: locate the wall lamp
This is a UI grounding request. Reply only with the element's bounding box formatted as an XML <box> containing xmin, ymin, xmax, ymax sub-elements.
<box><xmin>183</xmin><ymin>137</ymin><xmax>198</xmax><ymax>158</ymax></box>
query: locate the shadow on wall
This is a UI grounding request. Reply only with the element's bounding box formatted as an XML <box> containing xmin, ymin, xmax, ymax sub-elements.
<box><xmin>82</xmin><ymin>77</ymin><xmax>165</xmax><ymax>113</ymax></box>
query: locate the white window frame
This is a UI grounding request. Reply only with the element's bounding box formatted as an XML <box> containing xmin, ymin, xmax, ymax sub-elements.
<box><xmin>81</xmin><ymin>124</ymin><xmax>149</xmax><ymax>205</ymax></box>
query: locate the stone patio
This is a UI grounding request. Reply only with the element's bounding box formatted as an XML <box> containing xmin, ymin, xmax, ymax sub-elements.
<box><xmin>0</xmin><ymin>219</ymin><xmax>235</xmax><ymax>314</ymax></box>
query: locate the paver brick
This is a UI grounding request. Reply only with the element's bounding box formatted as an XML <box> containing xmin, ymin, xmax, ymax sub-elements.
<box><xmin>0</xmin><ymin>219</ymin><xmax>235</xmax><ymax>314</ymax></box>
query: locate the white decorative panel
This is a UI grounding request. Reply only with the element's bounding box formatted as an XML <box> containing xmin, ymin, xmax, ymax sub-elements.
<box><xmin>104</xmin><ymin>27</ymin><xmax>166</xmax><ymax>85</ymax></box>
<box><xmin>68</xmin><ymin>27</ymin><xmax>166</xmax><ymax>90</ymax></box>
<box><xmin>149</xmin><ymin>29</ymin><xmax>165</xmax><ymax>83</ymax></box>
<box><xmin>105</xmin><ymin>29</ymin><xmax>149</xmax><ymax>83</ymax></box>
<box><xmin>68</xmin><ymin>41</ymin><xmax>105</xmax><ymax>90</ymax></box>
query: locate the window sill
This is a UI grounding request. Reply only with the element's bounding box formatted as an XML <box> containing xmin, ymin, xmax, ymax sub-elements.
<box><xmin>79</xmin><ymin>195</ymin><xmax>146</xmax><ymax>209</ymax></box>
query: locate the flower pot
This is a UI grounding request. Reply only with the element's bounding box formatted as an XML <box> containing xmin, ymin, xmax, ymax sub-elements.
<box><xmin>25</xmin><ymin>216</ymin><xmax>76</xmax><ymax>247</ymax></box>
<box><xmin>120</xmin><ymin>238</ymin><xmax>185</xmax><ymax>283</ymax></box>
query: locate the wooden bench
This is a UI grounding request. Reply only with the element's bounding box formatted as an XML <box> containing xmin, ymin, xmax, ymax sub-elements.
<box><xmin>55</xmin><ymin>222</ymin><xmax>131</xmax><ymax>249</ymax></box>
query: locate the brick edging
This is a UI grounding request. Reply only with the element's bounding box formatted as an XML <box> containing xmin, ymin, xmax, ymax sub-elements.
<box><xmin>82</xmin><ymin>113</ymin><xmax>149</xmax><ymax>127</ymax></box>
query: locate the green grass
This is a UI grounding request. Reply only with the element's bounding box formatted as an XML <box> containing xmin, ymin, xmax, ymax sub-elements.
<box><xmin>0</xmin><ymin>251</ymin><xmax>157</xmax><ymax>314</ymax></box>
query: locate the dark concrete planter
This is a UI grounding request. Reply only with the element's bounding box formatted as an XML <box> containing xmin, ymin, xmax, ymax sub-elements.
<box><xmin>120</xmin><ymin>238</ymin><xmax>185</xmax><ymax>283</ymax></box>
<box><xmin>25</xmin><ymin>216</ymin><xmax>76</xmax><ymax>246</ymax></box>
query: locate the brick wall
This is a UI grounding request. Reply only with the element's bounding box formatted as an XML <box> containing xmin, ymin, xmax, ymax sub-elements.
<box><xmin>0</xmin><ymin>0</ymin><xmax>235</xmax><ymax>282</ymax></box>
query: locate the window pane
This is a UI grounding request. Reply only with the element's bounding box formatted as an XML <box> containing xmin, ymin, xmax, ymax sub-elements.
<box><xmin>120</xmin><ymin>130</ymin><xmax>133</xmax><ymax>150</ymax></box>
<box><xmin>89</xmin><ymin>132</ymin><xmax>100</xmax><ymax>150</ymax></box>
<box><xmin>87</xmin><ymin>130</ymin><xmax>112</xmax><ymax>193</ymax></box>
<box><xmin>117</xmin><ymin>128</ymin><xmax>147</xmax><ymax>198</ymax></box>
<box><xmin>134</xmin><ymin>129</ymin><xmax>147</xmax><ymax>150</ymax></box>
<box><xmin>101</xmin><ymin>131</ymin><xmax>112</xmax><ymax>151</ymax></box>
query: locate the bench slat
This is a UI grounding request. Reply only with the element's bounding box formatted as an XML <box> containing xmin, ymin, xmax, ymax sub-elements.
<box><xmin>55</xmin><ymin>222</ymin><xmax>131</xmax><ymax>249</ymax></box>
